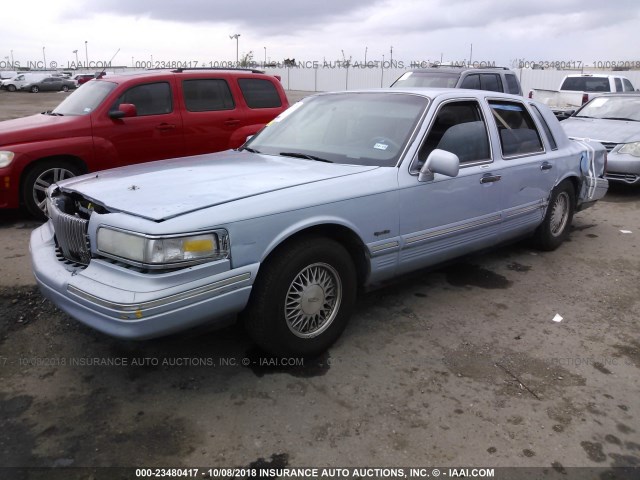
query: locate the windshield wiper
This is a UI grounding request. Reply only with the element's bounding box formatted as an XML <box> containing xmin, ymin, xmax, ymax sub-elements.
<box><xmin>279</xmin><ymin>152</ymin><xmax>333</xmax><ymax>163</ymax></box>
<box><xmin>42</xmin><ymin>110</ymin><xmax>64</xmax><ymax>116</ymax></box>
<box><xmin>238</xmin><ymin>146</ymin><xmax>261</xmax><ymax>153</ymax></box>
<box><xmin>601</xmin><ymin>117</ymin><xmax>638</xmax><ymax>122</ymax></box>
<box><xmin>574</xmin><ymin>115</ymin><xmax>594</xmax><ymax>119</ymax></box>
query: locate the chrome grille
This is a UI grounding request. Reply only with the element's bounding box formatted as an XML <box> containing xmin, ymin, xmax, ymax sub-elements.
<box><xmin>48</xmin><ymin>196</ymin><xmax>91</xmax><ymax>265</ymax></box>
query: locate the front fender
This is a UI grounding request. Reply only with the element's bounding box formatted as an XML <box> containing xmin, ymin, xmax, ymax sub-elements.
<box><xmin>9</xmin><ymin>137</ymin><xmax>94</xmax><ymax>175</ymax></box>
<box><xmin>261</xmin><ymin>215</ymin><xmax>367</xmax><ymax>262</ymax></box>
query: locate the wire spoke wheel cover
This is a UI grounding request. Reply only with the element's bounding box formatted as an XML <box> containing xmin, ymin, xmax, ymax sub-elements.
<box><xmin>285</xmin><ymin>262</ymin><xmax>342</xmax><ymax>338</ymax></box>
<box><xmin>549</xmin><ymin>191</ymin><xmax>570</xmax><ymax>237</ymax></box>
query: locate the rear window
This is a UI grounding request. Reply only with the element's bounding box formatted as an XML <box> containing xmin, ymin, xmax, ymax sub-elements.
<box><xmin>615</xmin><ymin>78</ymin><xmax>623</xmax><ymax>92</ymax></box>
<box><xmin>561</xmin><ymin>77</ymin><xmax>610</xmax><ymax>92</ymax></box>
<box><xmin>622</xmin><ymin>78</ymin><xmax>635</xmax><ymax>92</ymax></box>
<box><xmin>489</xmin><ymin>101</ymin><xmax>544</xmax><ymax>157</ymax></box>
<box><xmin>182</xmin><ymin>79</ymin><xmax>235</xmax><ymax>112</ymax></box>
<box><xmin>530</xmin><ymin>105</ymin><xmax>558</xmax><ymax>150</ymax></box>
<box><xmin>238</xmin><ymin>78</ymin><xmax>282</xmax><ymax>109</ymax></box>
<box><xmin>505</xmin><ymin>74</ymin><xmax>521</xmax><ymax>95</ymax></box>
<box><xmin>481</xmin><ymin>74</ymin><xmax>503</xmax><ymax>92</ymax></box>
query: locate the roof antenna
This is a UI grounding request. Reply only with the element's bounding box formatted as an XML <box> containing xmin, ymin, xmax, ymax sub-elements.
<box><xmin>97</xmin><ymin>48</ymin><xmax>120</xmax><ymax>79</ymax></box>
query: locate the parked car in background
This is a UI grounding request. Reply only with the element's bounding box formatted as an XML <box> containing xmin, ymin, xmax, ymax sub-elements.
<box><xmin>529</xmin><ymin>74</ymin><xmax>636</xmax><ymax>120</ymax></box>
<box><xmin>562</xmin><ymin>93</ymin><xmax>640</xmax><ymax>185</ymax></box>
<box><xmin>30</xmin><ymin>89</ymin><xmax>608</xmax><ymax>356</ymax></box>
<box><xmin>1</xmin><ymin>73</ymin><xmax>51</xmax><ymax>92</ymax></box>
<box><xmin>0</xmin><ymin>70</ymin><xmax>19</xmax><ymax>81</ymax></box>
<box><xmin>20</xmin><ymin>76</ymin><xmax>75</xmax><ymax>93</ymax></box>
<box><xmin>0</xmin><ymin>68</ymin><xmax>289</xmax><ymax>217</ymax></box>
<box><xmin>391</xmin><ymin>67</ymin><xmax>523</xmax><ymax>95</ymax></box>
<box><xmin>74</xmin><ymin>73</ymin><xmax>96</xmax><ymax>86</ymax></box>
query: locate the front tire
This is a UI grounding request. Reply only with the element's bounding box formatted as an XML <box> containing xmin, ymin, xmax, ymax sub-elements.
<box><xmin>62</xmin><ymin>85</ymin><xmax>69</xmax><ymax>92</ymax></box>
<box><xmin>532</xmin><ymin>180</ymin><xmax>575</xmax><ymax>251</ymax></box>
<box><xmin>31</xmin><ymin>86</ymin><xmax>39</xmax><ymax>93</ymax></box>
<box><xmin>243</xmin><ymin>237</ymin><xmax>357</xmax><ymax>356</ymax></box>
<box><xmin>22</xmin><ymin>161</ymin><xmax>82</xmax><ymax>219</ymax></box>
<box><xmin>7</xmin><ymin>84</ymin><xmax>16</xmax><ymax>92</ymax></box>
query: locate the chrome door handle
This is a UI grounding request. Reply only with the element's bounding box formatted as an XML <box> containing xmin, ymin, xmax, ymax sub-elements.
<box><xmin>480</xmin><ymin>174</ymin><xmax>502</xmax><ymax>184</ymax></box>
<box><xmin>541</xmin><ymin>162</ymin><xmax>553</xmax><ymax>171</ymax></box>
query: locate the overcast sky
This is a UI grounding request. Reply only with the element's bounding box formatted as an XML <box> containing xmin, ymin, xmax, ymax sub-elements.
<box><xmin>2</xmin><ymin>0</ymin><xmax>640</xmax><ymax>70</ymax></box>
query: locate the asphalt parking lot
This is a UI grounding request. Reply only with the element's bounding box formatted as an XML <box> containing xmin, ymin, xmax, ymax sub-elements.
<box><xmin>0</xmin><ymin>89</ymin><xmax>639</xmax><ymax>477</ymax></box>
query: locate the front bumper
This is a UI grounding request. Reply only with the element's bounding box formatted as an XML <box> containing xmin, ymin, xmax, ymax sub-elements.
<box><xmin>605</xmin><ymin>152</ymin><xmax>640</xmax><ymax>184</ymax></box>
<box><xmin>30</xmin><ymin>221</ymin><xmax>258</xmax><ymax>340</ymax></box>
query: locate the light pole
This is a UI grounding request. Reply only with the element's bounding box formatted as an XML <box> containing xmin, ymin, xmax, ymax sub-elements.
<box><xmin>364</xmin><ymin>46</ymin><xmax>368</xmax><ymax>65</ymax></box>
<box><xmin>390</xmin><ymin>46</ymin><xmax>393</xmax><ymax>66</ymax></box>
<box><xmin>229</xmin><ymin>34</ymin><xmax>241</xmax><ymax>64</ymax></box>
<box><xmin>10</xmin><ymin>49</ymin><xmax>14</xmax><ymax>67</ymax></box>
<box><xmin>73</xmin><ymin>49</ymin><xmax>79</xmax><ymax>66</ymax></box>
<box><xmin>264</xmin><ymin>46</ymin><xmax>266</xmax><ymax>66</ymax></box>
<box><xmin>84</xmin><ymin>41</ymin><xmax>88</xmax><ymax>67</ymax></box>
<box><xmin>132</xmin><ymin>56</ymin><xmax>134</xmax><ymax>68</ymax></box>
<box><xmin>42</xmin><ymin>47</ymin><xmax>46</xmax><ymax>69</ymax></box>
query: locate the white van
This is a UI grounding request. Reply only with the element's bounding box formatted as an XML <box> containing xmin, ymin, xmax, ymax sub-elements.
<box><xmin>1</xmin><ymin>73</ymin><xmax>51</xmax><ymax>92</ymax></box>
<box><xmin>0</xmin><ymin>70</ymin><xmax>18</xmax><ymax>81</ymax></box>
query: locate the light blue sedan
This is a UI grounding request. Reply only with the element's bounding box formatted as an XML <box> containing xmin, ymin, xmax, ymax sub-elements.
<box><xmin>30</xmin><ymin>89</ymin><xmax>608</xmax><ymax>356</ymax></box>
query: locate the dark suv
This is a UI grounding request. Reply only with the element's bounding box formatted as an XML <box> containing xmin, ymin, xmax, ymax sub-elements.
<box><xmin>391</xmin><ymin>67</ymin><xmax>523</xmax><ymax>96</ymax></box>
<box><xmin>0</xmin><ymin>68</ymin><xmax>289</xmax><ymax>217</ymax></box>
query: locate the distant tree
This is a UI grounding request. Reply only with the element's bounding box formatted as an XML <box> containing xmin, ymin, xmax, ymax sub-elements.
<box><xmin>239</xmin><ymin>51</ymin><xmax>254</xmax><ymax>67</ymax></box>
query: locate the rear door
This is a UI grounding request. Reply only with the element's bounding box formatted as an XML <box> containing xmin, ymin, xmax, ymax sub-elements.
<box><xmin>236</xmin><ymin>77</ymin><xmax>287</xmax><ymax>145</ymax></box>
<box><xmin>485</xmin><ymin>99</ymin><xmax>559</xmax><ymax>241</ymax></box>
<box><xmin>179</xmin><ymin>76</ymin><xmax>243</xmax><ymax>156</ymax></box>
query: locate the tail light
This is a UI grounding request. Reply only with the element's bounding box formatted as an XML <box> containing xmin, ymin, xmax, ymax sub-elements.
<box><xmin>582</xmin><ymin>93</ymin><xmax>589</xmax><ymax>104</ymax></box>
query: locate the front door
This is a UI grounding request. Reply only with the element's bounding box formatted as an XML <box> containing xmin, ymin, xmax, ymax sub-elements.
<box><xmin>397</xmin><ymin>99</ymin><xmax>503</xmax><ymax>274</ymax></box>
<box><xmin>92</xmin><ymin>80</ymin><xmax>184</xmax><ymax>167</ymax></box>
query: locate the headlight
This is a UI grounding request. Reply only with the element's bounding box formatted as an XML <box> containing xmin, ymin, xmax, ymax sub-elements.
<box><xmin>618</xmin><ymin>142</ymin><xmax>640</xmax><ymax>157</ymax></box>
<box><xmin>97</xmin><ymin>227</ymin><xmax>229</xmax><ymax>268</ymax></box>
<box><xmin>0</xmin><ymin>151</ymin><xmax>15</xmax><ymax>168</ymax></box>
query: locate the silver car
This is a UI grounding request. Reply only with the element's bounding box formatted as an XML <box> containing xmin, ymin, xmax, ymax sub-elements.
<box><xmin>562</xmin><ymin>93</ymin><xmax>640</xmax><ymax>184</ymax></box>
<box><xmin>30</xmin><ymin>89</ymin><xmax>608</xmax><ymax>356</ymax></box>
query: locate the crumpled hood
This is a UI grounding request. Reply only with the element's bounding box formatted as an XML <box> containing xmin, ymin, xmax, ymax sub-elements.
<box><xmin>562</xmin><ymin>117</ymin><xmax>640</xmax><ymax>144</ymax></box>
<box><xmin>58</xmin><ymin>151</ymin><xmax>378</xmax><ymax>221</ymax></box>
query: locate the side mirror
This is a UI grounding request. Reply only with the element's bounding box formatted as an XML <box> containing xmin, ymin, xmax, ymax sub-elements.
<box><xmin>109</xmin><ymin>103</ymin><xmax>137</xmax><ymax>119</ymax></box>
<box><xmin>418</xmin><ymin>149</ymin><xmax>460</xmax><ymax>182</ymax></box>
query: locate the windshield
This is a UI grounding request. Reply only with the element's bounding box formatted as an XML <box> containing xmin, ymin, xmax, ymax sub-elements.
<box><xmin>391</xmin><ymin>71</ymin><xmax>460</xmax><ymax>88</ymax></box>
<box><xmin>245</xmin><ymin>92</ymin><xmax>429</xmax><ymax>166</ymax></box>
<box><xmin>576</xmin><ymin>96</ymin><xmax>640</xmax><ymax>121</ymax></box>
<box><xmin>52</xmin><ymin>80</ymin><xmax>117</xmax><ymax>116</ymax></box>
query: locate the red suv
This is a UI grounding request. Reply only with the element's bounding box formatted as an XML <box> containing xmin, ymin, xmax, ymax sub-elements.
<box><xmin>0</xmin><ymin>68</ymin><xmax>289</xmax><ymax>217</ymax></box>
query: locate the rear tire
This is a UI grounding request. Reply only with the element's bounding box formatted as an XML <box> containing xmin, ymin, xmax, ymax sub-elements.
<box><xmin>7</xmin><ymin>84</ymin><xmax>16</xmax><ymax>92</ymax></box>
<box><xmin>31</xmin><ymin>86</ymin><xmax>39</xmax><ymax>93</ymax></box>
<box><xmin>22</xmin><ymin>160</ymin><xmax>82</xmax><ymax>219</ymax></box>
<box><xmin>532</xmin><ymin>180</ymin><xmax>575</xmax><ymax>251</ymax></box>
<box><xmin>62</xmin><ymin>85</ymin><xmax>69</xmax><ymax>92</ymax></box>
<box><xmin>243</xmin><ymin>237</ymin><xmax>357</xmax><ymax>357</ymax></box>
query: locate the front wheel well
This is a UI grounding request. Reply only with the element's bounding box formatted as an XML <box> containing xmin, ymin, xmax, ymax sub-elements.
<box><xmin>261</xmin><ymin>224</ymin><xmax>370</xmax><ymax>289</ymax></box>
<box><xmin>19</xmin><ymin>155</ymin><xmax>87</xmax><ymax>196</ymax></box>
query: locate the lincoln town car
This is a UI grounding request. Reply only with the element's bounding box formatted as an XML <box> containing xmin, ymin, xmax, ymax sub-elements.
<box><xmin>30</xmin><ymin>89</ymin><xmax>608</xmax><ymax>356</ymax></box>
